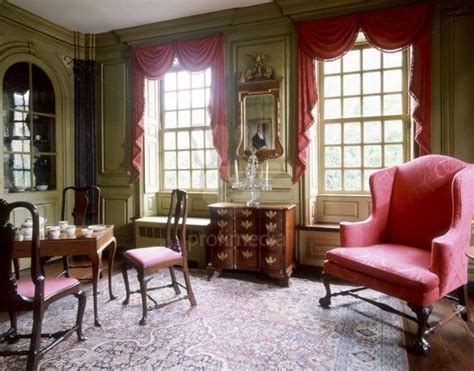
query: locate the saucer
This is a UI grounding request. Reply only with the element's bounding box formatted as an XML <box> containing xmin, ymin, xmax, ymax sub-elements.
<box><xmin>89</xmin><ymin>224</ymin><xmax>106</xmax><ymax>231</ymax></box>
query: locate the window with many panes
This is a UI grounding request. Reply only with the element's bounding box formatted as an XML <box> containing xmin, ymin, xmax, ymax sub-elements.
<box><xmin>3</xmin><ymin>62</ymin><xmax>56</xmax><ymax>193</ymax></box>
<box><xmin>318</xmin><ymin>42</ymin><xmax>409</xmax><ymax>193</ymax></box>
<box><xmin>157</xmin><ymin>64</ymin><xmax>218</xmax><ymax>191</ymax></box>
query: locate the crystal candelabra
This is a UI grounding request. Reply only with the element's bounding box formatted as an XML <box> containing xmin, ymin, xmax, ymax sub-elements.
<box><xmin>231</xmin><ymin>152</ymin><xmax>272</xmax><ymax>207</ymax></box>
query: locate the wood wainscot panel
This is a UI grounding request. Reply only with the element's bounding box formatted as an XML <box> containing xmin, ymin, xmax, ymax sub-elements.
<box><xmin>103</xmin><ymin>196</ymin><xmax>133</xmax><ymax>246</ymax></box>
<box><xmin>101</xmin><ymin>61</ymin><xmax>128</xmax><ymax>174</ymax></box>
<box><xmin>143</xmin><ymin>194</ymin><xmax>156</xmax><ymax>216</ymax></box>
<box><xmin>316</xmin><ymin>195</ymin><xmax>371</xmax><ymax>223</ymax></box>
<box><xmin>299</xmin><ymin>229</ymin><xmax>340</xmax><ymax>267</ymax></box>
<box><xmin>323</xmin><ymin>200</ymin><xmax>358</xmax><ymax>218</ymax></box>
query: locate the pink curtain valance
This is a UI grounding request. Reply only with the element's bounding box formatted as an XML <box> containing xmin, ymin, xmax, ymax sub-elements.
<box><xmin>295</xmin><ymin>1</ymin><xmax>433</xmax><ymax>182</ymax></box>
<box><xmin>132</xmin><ymin>34</ymin><xmax>228</xmax><ymax>181</ymax></box>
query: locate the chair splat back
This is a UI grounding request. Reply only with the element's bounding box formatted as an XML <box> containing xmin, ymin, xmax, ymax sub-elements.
<box><xmin>166</xmin><ymin>189</ymin><xmax>188</xmax><ymax>257</ymax></box>
<box><xmin>0</xmin><ymin>211</ymin><xmax>15</xmax><ymax>283</ymax></box>
<box><xmin>61</xmin><ymin>186</ymin><xmax>101</xmax><ymax>225</ymax></box>
<box><xmin>0</xmin><ymin>200</ymin><xmax>42</xmax><ymax>285</ymax></box>
<box><xmin>60</xmin><ymin>186</ymin><xmax>101</xmax><ymax>278</ymax></box>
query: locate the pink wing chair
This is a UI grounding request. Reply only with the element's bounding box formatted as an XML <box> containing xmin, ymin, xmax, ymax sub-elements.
<box><xmin>319</xmin><ymin>155</ymin><xmax>474</xmax><ymax>354</ymax></box>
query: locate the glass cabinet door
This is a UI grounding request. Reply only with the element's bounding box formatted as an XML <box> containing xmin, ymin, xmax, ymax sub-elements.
<box><xmin>3</xmin><ymin>62</ymin><xmax>56</xmax><ymax>193</ymax></box>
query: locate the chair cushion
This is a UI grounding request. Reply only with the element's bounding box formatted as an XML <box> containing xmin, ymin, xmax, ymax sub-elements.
<box><xmin>326</xmin><ymin>244</ymin><xmax>439</xmax><ymax>293</ymax></box>
<box><xmin>17</xmin><ymin>277</ymin><xmax>79</xmax><ymax>301</ymax></box>
<box><xmin>124</xmin><ymin>246</ymin><xmax>183</xmax><ymax>269</ymax></box>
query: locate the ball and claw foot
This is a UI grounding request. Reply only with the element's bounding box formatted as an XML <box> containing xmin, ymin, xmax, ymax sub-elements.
<box><xmin>319</xmin><ymin>296</ymin><xmax>331</xmax><ymax>308</ymax></box>
<box><xmin>409</xmin><ymin>337</ymin><xmax>431</xmax><ymax>355</ymax></box>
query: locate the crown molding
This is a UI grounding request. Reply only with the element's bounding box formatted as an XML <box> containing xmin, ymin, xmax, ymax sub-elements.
<box><xmin>275</xmin><ymin>0</ymin><xmax>422</xmax><ymax>21</ymax></box>
<box><xmin>96</xmin><ymin>2</ymin><xmax>284</xmax><ymax>48</ymax></box>
<box><xmin>1</xmin><ymin>2</ymin><xmax>75</xmax><ymax>46</ymax></box>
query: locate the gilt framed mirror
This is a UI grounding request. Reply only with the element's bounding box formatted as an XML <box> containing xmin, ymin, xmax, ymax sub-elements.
<box><xmin>236</xmin><ymin>54</ymin><xmax>283</xmax><ymax>162</ymax></box>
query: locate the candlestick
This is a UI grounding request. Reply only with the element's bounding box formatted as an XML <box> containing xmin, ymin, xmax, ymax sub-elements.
<box><xmin>235</xmin><ymin>160</ymin><xmax>239</xmax><ymax>183</ymax></box>
<box><xmin>265</xmin><ymin>161</ymin><xmax>269</xmax><ymax>183</ymax></box>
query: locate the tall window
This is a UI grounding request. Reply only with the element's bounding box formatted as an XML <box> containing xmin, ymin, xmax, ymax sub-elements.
<box><xmin>3</xmin><ymin>62</ymin><xmax>56</xmax><ymax>192</ymax></box>
<box><xmin>145</xmin><ymin>63</ymin><xmax>218</xmax><ymax>192</ymax></box>
<box><xmin>318</xmin><ymin>42</ymin><xmax>409</xmax><ymax>193</ymax></box>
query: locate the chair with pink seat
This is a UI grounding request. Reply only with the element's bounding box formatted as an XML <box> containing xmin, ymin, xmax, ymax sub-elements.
<box><xmin>121</xmin><ymin>189</ymin><xmax>196</xmax><ymax>325</ymax></box>
<box><xmin>0</xmin><ymin>199</ymin><xmax>86</xmax><ymax>370</ymax></box>
<box><xmin>319</xmin><ymin>154</ymin><xmax>474</xmax><ymax>354</ymax></box>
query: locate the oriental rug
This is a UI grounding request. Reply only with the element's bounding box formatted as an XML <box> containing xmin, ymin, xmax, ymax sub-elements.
<box><xmin>0</xmin><ymin>270</ymin><xmax>408</xmax><ymax>370</ymax></box>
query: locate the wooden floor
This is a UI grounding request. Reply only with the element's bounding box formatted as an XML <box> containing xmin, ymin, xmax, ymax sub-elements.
<box><xmin>3</xmin><ymin>260</ymin><xmax>474</xmax><ymax>369</ymax></box>
<box><xmin>403</xmin><ymin>294</ymin><xmax>474</xmax><ymax>370</ymax></box>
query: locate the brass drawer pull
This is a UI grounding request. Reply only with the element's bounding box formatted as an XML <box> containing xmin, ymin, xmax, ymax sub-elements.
<box><xmin>265</xmin><ymin>210</ymin><xmax>277</xmax><ymax>219</ymax></box>
<box><xmin>242</xmin><ymin>250</ymin><xmax>253</xmax><ymax>259</ymax></box>
<box><xmin>217</xmin><ymin>252</ymin><xmax>228</xmax><ymax>261</ymax></box>
<box><xmin>265</xmin><ymin>237</ymin><xmax>277</xmax><ymax>247</ymax></box>
<box><xmin>241</xmin><ymin>220</ymin><xmax>253</xmax><ymax>229</ymax></box>
<box><xmin>241</xmin><ymin>234</ymin><xmax>253</xmax><ymax>245</ymax></box>
<box><xmin>217</xmin><ymin>234</ymin><xmax>227</xmax><ymax>244</ymax></box>
<box><xmin>217</xmin><ymin>209</ymin><xmax>227</xmax><ymax>216</ymax></box>
<box><xmin>242</xmin><ymin>209</ymin><xmax>253</xmax><ymax>217</ymax></box>
<box><xmin>217</xmin><ymin>220</ymin><xmax>227</xmax><ymax>229</ymax></box>
<box><xmin>266</xmin><ymin>222</ymin><xmax>277</xmax><ymax>232</ymax></box>
<box><xmin>265</xmin><ymin>256</ymin><xmax>277</xmax><ymax>265</ymax></box>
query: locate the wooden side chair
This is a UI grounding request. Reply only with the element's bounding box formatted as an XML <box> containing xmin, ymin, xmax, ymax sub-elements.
<box><xmin>121</xmin><ymin>189</ymin><xmax>196</xmax><ymax>325</ymax></box>
<box><xmin>0</xmin><ymin>199</ymin><xmax>86</xmax><ymax>370</ymax></box>
<box><xmin>61</xmin><ymin>185</ymin><xmax>101</xmax><ymax>277</ymax></box>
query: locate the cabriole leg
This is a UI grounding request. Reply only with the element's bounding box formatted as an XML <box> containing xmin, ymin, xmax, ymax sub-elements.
<box><xmin>408</xmin><ymin>304</ymin><xmax>433</xmax><ymax>354</ymax></box>
<box><xmin>457</xmin><ymin>284</ymin><xmax>470</xmax><ymax>321</ymax></box>
<box><xmin>319</xmin><ymin>271</ymin><xmax>332</xmax><ymax>308</ymax></box>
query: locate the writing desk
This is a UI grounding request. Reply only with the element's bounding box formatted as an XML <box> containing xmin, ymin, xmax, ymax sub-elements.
<box><xmin>13</xmin><ymin>225</ymin><xmax>117</xmax><ymax>327</ymax></box>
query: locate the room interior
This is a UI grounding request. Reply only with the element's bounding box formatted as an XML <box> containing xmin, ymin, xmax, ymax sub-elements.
<box><xmin>1</xmin><ymin>0</ymin><xmax>474</xmax><ymax>369</ymax></box>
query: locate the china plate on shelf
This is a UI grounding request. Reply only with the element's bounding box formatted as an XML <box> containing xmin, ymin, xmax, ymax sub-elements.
<box><xmin>88</xmin><ymin>224</ymin><xmax>106</xmax><ymax>231</ymax></box>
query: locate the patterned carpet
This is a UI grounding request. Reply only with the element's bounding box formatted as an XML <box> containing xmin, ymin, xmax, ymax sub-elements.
<box><xmin>0</xmin><ymin>270</ymin><xmax>408</xmax><ymax>370</ymax></box>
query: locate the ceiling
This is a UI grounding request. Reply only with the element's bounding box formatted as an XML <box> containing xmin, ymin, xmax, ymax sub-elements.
<box><xmin>8</xmin><ymin>0</ymin><xmax>273</xmax><ymax>34</ymax></box>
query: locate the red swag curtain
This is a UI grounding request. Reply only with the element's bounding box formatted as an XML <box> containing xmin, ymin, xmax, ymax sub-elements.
<box><xmin>132</xmin><ymin>34</ymin><xmax>228</xmax><ymax>181</ymax></box>
<box><xmin>295</xmin><ymin>1</ymin><xmax>432</xmax><ymax>182</ymax></box>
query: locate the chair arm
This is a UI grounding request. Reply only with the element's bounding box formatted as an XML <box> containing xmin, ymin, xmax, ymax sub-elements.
<box><xmin>431</xmin><ymin>165</ymin><xmax>474</xmax><ymax>297</ymax></box>
<box><xmin>431</xmin><ymin>231</ymin><xmax>468</xmax><ymax>297</ymax></box>
<box><xmin>340</xmin><ymin>217</ymin><xmax>385</xmax><ymax>247</ymax></box>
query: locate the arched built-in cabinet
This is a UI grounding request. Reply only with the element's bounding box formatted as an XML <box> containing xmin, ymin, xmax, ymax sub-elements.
<box><xmin>0</xmin><ymin>50</ymin><xmax>74</xmax><ymax>234</ymax></box>
<box><xmin>3</xmin><ymin>62</ymin><xmax>57</xmax><ymax>192</ymax></box>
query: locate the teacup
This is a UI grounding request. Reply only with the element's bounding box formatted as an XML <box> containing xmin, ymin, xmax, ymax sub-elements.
<box><xmin>15</xmin><ymin>229</ymin><xmax>24</xmax><ymax>241</ymax></box>
<box><xmin>81</xmin><ymin>228</ymin><xmax>93</xmax><ymax>238</ymax></box>
<box><xmin>49</xmin><ymin>228</ymin><xmax>60</xmax><ymax>239</ymax></box>
<box><xmin>66</xmin><ymin>225</ymin><xmax>76</xmax><ymax>237</ymax></box>
<box><xmin>59</xmin><ymin>221</ymin><xmax>68</xmax><ymax>232</ymax></box>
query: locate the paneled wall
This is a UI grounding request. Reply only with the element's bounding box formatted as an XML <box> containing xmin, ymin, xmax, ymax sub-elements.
<box><xmin>2</xmin><ymin>0</ymin><xmax>473</xmax><ymax>267</ymax></box>
<box><xmin>97</xmin><ymin>57</ymin><xmax>135</xmax><ymax>246</ymax></box>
